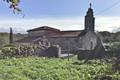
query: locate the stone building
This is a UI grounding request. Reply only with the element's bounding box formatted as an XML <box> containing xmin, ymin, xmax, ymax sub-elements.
<box><xmin>15</xmin><ymin>4</ymin><xmax>105</xmax><ymax>58</ymax></box>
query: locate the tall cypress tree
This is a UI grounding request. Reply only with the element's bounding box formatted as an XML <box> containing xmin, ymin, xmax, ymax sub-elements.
<box><xmin>9</xmin><ymin>27</ymin><xmax>13</xmax><ymax>44</ymax></box>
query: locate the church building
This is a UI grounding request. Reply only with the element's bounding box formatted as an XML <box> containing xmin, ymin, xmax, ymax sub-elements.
<box><xmin>16</xmin><ymin>4</ymin><xmax>105</xmax><ymax>59</ymax></box>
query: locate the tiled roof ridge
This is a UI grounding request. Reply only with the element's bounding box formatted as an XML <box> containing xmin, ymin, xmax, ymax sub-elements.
<box><xmin>27</xmin><ymin>26</ymin><xmax>60</xmax><ymax>32</ymax></box>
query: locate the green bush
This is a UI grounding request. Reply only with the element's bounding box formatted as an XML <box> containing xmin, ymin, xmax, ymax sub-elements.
<box><xmin>0</xmin><ymin>47</ymin><xmax>18</xmax><ymax>58</ymax></box>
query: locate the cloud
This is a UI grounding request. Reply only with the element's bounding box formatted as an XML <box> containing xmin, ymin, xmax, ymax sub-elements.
<box><xmin>96</xmin><ymin>16</ymin><xmax>120</xmax><ymax>32</ymax></box>
<box><xmin>0</xmin><ymin>18</ymin><xmax>84</xmax><ymax>33</ymax></box>
<box><xmin>0</xmin><ymin>16</ymin><xmax>120</xmax><ymax>33</ymax></box>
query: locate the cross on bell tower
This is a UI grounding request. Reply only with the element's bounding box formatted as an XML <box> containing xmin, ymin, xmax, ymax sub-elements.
<box><xmin>90</xmin><ymin>3</ymin><xmax>92</xmax><ymax>8</ymax></box>
<box><xmin>85</xmin><ymin>3</ymin><xmax>95</xmax><ymax>31</ymax></box>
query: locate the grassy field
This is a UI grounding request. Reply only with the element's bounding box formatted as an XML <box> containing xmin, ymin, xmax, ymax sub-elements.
<box><xmin>0</xmin><ymin>57</ymin><xmax>119</xmax><ymax>80</ymax></box>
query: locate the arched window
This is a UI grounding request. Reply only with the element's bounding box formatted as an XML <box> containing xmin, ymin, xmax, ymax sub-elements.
<box><xmin>90</xmin><ymin>41</ymin><xmax>93</xmax><ymax>50</ymax></box>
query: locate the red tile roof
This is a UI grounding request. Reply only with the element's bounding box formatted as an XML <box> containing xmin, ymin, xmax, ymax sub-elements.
<box><xmin>27</xmin><ymin>26</ymin><xmax>60</xmax><ymax>32</ymax></box>
<box><xmin>16</xmin><ymin>27</ymin><xmax>83</xmax><ymax>43</ymax></box>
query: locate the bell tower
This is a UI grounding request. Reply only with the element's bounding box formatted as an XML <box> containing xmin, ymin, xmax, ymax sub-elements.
<box><xmin>85</xmin><ymin>3</ymin><xmax>95</xmax><ymax>31</ymax></box>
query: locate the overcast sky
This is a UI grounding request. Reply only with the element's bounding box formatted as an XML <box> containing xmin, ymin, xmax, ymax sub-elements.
<box><xmin>0</xmin><ymin>0</ymin><xmax>120</xmax><ymax>33</ymax></box>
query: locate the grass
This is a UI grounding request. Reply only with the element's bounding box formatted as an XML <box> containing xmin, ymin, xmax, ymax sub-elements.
<box><xmin>0</xmin><ymin>57</ymin><xmax>119</xmax><ymax>80</ymax></box>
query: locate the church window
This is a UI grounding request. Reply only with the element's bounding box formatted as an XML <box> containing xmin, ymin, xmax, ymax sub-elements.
<box><xmin>90</xmin><ymin>41</ymin><xmax>93</xmax><ymax>50</ymax></box>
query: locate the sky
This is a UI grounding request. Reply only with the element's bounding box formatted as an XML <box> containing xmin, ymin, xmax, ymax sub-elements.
<box><xmin>0</xmin><ymin>0</ymin><xmax>120</xmax><ymax>33</ymax></box>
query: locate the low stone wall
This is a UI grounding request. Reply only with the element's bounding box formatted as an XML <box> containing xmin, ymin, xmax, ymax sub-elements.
<box><xmin>77</xmin><ymin>50</ymin><xmax>94</xmax><ymax>60</ymax></box>
<box><xmin>36</xmin><ymin>45</ymin><xmax>61</xmax><ymax>58</ymax></box>
<box><xmin>77</xmin><ymin>46</ymin><xmax>106</xmax><ymax>60</ymax></box>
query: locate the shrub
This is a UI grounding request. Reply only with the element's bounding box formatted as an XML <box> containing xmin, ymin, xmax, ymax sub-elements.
<box><xmin>106</xmin><ymin>43</ymin><xmax>120</xmax><ymax>58</ymax></box>
<box><xmin>0</xmin><ymin>45</ymin><xmax>40</xmax><ymax>59</ymax></box>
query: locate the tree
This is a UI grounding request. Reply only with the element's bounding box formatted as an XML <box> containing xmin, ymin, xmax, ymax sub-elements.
<box><xmin>3</xmin><ymin>0</ymin><xmax>21</xmax><ymax>13</ymax></box>
<box><xmin>9</xmin><ymin>27</ymin><xmax>13</xmax><ymax>44</ymax></box>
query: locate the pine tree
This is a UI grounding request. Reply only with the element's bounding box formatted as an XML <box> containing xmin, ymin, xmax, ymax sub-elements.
<box><xmin>9</xmin><ymin>27</ymin><xmax>13</xmax><ymax>44</ymax></box>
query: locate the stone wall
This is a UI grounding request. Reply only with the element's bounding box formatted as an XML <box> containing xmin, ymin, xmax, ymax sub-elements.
<box><xmin>80</xmin><ymin>31</ymin><xmax>97</xmax><ymax>50</ymax></box>
<box><xmin>48</xmin><ymin>37</ymin><xmax>81</xmax><ymax>53</ymax></box>
<box><xmin>77</xmin><ymin>32</ymin><xmax>106</xmax><ymax>60</ymax></box>
<box><xmin>36</xmin><ymin>45</ymin><xmax>61</xmax><ymax>58</ymax></box>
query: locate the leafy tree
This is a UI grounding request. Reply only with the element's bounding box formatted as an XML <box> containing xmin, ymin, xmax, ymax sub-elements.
<box><xmin>3</xmin><ymin>0</ymin><xmax>21</xmax><ymax>13</ymax></box>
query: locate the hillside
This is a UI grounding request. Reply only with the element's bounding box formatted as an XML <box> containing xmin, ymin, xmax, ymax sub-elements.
<box><xmin>0</xmin><ymin>33</ymin><xmax>27</xmax><ymax>46</ymax></box>
<box><xmin>98</xmin><ymin>31</ymin><xmax>120</xmax><ymax>43</ymax></box>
